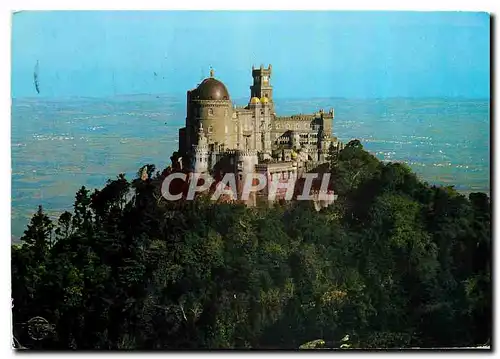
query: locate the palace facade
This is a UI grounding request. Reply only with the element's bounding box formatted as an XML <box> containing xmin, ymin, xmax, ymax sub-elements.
<box><xmin>177</xmin><ymin>65</ymin><xmax>343</xmax><ymax>196</ymax></box>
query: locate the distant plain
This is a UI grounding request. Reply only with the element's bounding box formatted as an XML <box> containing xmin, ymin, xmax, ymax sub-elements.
<box><xmin>11</xmin><ymin>96</ymin><xmax>490</xmax><ymax>240</ymax></box>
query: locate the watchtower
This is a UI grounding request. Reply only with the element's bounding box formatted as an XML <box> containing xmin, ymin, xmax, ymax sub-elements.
<box><xmin>250</xmin><ymin>64</ymin><xmax>273</xmax><ymax>103</ymax></box>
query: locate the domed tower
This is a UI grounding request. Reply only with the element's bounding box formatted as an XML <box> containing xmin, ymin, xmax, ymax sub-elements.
<box><xmin>186</xmin><ymin>69</ymin><xmax>232</xmax><ymax>153</ymax></box>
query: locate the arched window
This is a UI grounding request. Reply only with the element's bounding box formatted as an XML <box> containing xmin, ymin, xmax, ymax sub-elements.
<box><xmin>208</xmin><ymin>108</ymin><xmax>214</xmax><ymax>116</ymax></box>
<box><xmin>208</xmin><ymin>125</ymin><xmax>213</xmax><ymax>134</ymax></box>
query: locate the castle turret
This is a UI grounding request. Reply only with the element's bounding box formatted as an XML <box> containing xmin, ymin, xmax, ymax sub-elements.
<box><xmin>192</xmin><ymin>125</ymin><xmax>210</xmax><ymax>173</ymax></box>
<box><xmin>237</xmin><ymin>149</ymin><xmax>259</xmax><ymax>206</ymax></box>
<box><xmin>186</xmin><ymin>69</ymin><xmax>232</xmax><ymax>152</ymax></box>
<box><xmin>236</xmin><ymin>149</ymin><xmax>258</xmax><ymax>174</ymax></box>
<box><xmin>250</xmin><ymin>64</ymin><xmax>273</xmax><ymax>110</ymax></box>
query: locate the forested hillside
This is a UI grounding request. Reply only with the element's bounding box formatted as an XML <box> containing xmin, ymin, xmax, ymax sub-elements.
<box><xmin>11</xmin><ymin>140</ymin><xmax>491</xmax><ymax>349</ymax></box>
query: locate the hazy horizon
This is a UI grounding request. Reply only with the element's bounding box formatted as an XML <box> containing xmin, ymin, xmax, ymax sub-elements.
<box><xmin>11</xmin><ymin>94</ymin><xmax>491</xmax><ymax>101</ymax></box>
<box><xmin>11</xmin><ymin>96</ymin><xmax>490</xmax><ymax>239</ymax></box>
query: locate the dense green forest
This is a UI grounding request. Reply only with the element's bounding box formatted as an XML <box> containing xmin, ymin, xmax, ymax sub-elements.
<box><xmin>11</xmin><ymin>140</ymin><xmax>491</xmax><ymax>349</ymax></box>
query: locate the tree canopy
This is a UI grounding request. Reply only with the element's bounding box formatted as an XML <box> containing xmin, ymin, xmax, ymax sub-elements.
<box><xmin>11</xmin><ymin>140</ymin><xmax>491</xmax><ymax>349</ymax></box>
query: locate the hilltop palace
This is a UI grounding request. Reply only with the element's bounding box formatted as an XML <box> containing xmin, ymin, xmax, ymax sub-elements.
<box><xmin>177</xmin><ymin>64</ymin><xmax>344</xmax><ymax>200</ymax></box>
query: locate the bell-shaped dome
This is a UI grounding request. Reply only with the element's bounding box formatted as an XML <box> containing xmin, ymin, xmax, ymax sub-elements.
<box><xmin>192</xmin><ymin>78</ymin><xmax>230</xmax><ymax>101</ymax></box>
<box><xmin>260</xmin><ymin>97</ymin><xmax>269</xmax><ymax>104</ymax></box>
<box><xmin>250</xmin><ymin>97</ymin><xmax>260</xmax><ymax>104</ymax></box>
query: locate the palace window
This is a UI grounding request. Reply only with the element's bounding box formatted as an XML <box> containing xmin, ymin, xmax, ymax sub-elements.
<box><xmin>208</xmin><ymin>125</ymin><xmax>213</xmax><ymax>133</ymax></box>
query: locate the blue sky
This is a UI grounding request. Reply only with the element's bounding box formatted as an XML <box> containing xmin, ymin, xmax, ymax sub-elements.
<box><xmin>11</xmin><ymin>11</ymin><xmax>490</xmax><ymax>99</ymax></box>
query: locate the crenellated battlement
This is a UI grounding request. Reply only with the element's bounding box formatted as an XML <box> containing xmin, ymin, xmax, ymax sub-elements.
<box><xmin>239</xmin><ymin>149</ymin><xmax>258</xmax><ymax>157</ymax></box>
<box><xmin>318</xmin><ymin>108</ymin><xmax>335</xmax><ymax>117</ymax></box>
<box><xmin>193</xmin><ymin>144</ymin><xmax>209</xmax><ymax>152</ymax></box>
<box><xmin>234</xmin><ymin>108</ymin><xmax>253</xmax><ymax>114</ymax></box>
<box><xmin>224</xmin><ymin>149</ymin><xmax>238</xmax><ymax>156</ymax></box>
<box><xmin>274</xmin><ymin>108</ymin><xmax>335</xmax><ymax>122</ymax></box>
<box><xmin>276</xmin><ymin>114</ymin><xmax>316</xmax><ymax>122</ymax></box>
<box><xmin>251</xmin><ymin>64</ymin><xmax>272</xmax><ymax>75</ymax></box>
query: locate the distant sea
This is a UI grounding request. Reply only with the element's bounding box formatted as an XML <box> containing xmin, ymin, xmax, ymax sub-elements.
<box><xmin>11</xmin><ymin>96</ymin><xmax>490</xmax><ymax>240</ymax></box>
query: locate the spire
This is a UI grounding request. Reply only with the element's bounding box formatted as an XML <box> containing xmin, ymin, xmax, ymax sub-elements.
<box><xmin>210</xmin><ymin>67</ymin><xmax>214</xmax><ymax>78</ymax></box>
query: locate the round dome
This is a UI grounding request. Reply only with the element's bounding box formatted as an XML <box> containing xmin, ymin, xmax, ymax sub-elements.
<box><xmin>260</xmin><ymin>97</ymin><xmax>269</xmax><ymax>104</ymax></box>
<box><xmin>193</xmin><ymin>78</ymin><xmax>230</xmax><ymax>101</ymax></box>
<box><xmin>250</xmin><ymin>97</ymin><xmax>260</xmax><ymax>104</ymax></box>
